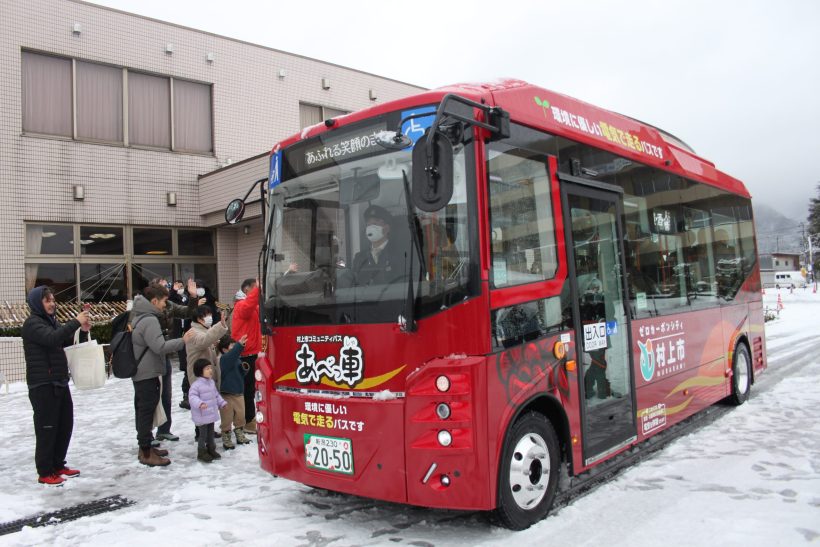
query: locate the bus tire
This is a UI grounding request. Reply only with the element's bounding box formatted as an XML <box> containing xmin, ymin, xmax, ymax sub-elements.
<box><xmin>729</xmin><ymin>343</ymin><xmax>751</xmax><ymax>405</ymax></box>
<box><xmin>495</xmin><ymin>412</ymin><xmax>560</xmax><ymax>530</ymax></box>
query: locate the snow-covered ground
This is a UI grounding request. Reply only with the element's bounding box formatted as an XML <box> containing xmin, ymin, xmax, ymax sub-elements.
<box><xmin>0</xmin><ymin>288</ymin><xmax>818</xmax><ymax>546</ymax></box>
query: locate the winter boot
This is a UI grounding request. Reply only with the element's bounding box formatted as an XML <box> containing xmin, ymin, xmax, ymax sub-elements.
<box><xmin>38</xmin><ymin>474</ymin><xmax>65</xmax><ymax>486</ymax></box>
<box><xmin>222</xmin><ymin>431</ymin><xmax>235</xmax><ymax>450</ymax></box>
<box><xmin>234</xmin><ymin>427</ymin><xmax>251</xmax><ymax>445</ymax></box>
<box><xmin>152</xmin><ymin>447</ymin><xmax>169</xmax><ymax>457</ymax></box>
<box><xmin>139</xmin><ymin>447</ymin><xmax>171</xmax><ymax>467</ymax></box>
<box><xmin>197</xmin><ymin>448</ymin><xmax>214</xmax><ymax>463</ymax></box>
<box><xmin>207</xmin><ymin>445</ymin><xmax>221</xmax><ymax>460</ymax></box>
<box><xmin>244</xmin><ymin>420</ymin><xmax>257</xmax><ymax>435</ymax></box>
<box><xmin>179</xmin><ymin>397</ymin><xmax>191</xmax><ymax>410</ymax></box>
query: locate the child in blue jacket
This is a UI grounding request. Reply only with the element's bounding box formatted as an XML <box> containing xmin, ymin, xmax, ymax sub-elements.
<box><xmin>218</xmin><ymin>334</ymin><xmax>250</xmax><ymax>449</ymax></box>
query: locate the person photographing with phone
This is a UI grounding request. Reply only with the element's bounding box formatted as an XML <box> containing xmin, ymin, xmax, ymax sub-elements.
<box><xmin>22</xmin><ymin>286</ymin><xmax>91</xmax><ymax>486</ymax></box>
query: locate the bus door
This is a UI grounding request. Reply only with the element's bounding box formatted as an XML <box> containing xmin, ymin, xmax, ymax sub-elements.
<box><xmin>561</xmin><ymin>179</ymin><xmax>637</xmax><ymax>465</ymax></box>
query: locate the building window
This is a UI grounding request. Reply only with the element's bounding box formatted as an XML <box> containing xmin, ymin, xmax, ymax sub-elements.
<box><xmin>25</xmin><ymin>223</ymin><xmax>217</xmax><ymax>301</ymax></box>
<box><xmin>133</xmin><ymin>228</ymin><xmax>172</xmax><ymax>255</ymax></box>
<box><xmin>179</xmin><ymin>263</ymin><xmax>217</xmax><ymax>292</ymax></box>
<box><xmin>21</xmin><ymin>51</ymin><xmax>213</xmax><ymax>154</ymax></box>
<box><xmin>173</xmin><ymin>79</ymin><xmax>213</xmax><ymax>153</ymax></box>
<box><xmin>128</xmin><ymin>72</ymin><xmax>171</xmax><ymax>148</ymax></box>
<box><xmin>26</xmin><ymin>263</ymin><xmax>76</xmax><ymax>303</ymax></box>
<box><xmin>80</xmin><ymin>226</ymin><xmax>124</xmax><ymax>255</ymax></box>
<box><xmin>76</xmin><ymin>61</ymin><xmax>123</xmax><ymax>142</ymax></box>
<box><xmin>299</xmin><ymin>102</ymin><xmax>349</xmax><ymax>129</ymax></box>
<box><xmin>21</xmin><ymin>52</ymin><xmax>72</xmax><ymax>137</ymax></box>
<box><xmin>26</xmin><ymin>224</ymin><xmax>73</xmax><ymax>255</ymax></box>
<box><xmin>178</xmin><ymin>230</ymin><xmax>214</xmax><ymax>256</ymax></box>
<box><xmin>80</xmin><ymin>263</ymin><xmax>127</xmax><ymax>301</ymax></box>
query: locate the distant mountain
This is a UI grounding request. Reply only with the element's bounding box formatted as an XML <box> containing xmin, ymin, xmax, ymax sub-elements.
<box><xmin>754</xmin><ymin>203</ymin><xmax>804</xmax><ymax>255</ymax></box>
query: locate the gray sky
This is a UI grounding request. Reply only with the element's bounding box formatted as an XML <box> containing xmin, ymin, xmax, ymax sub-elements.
<box><xmin>86</xmin><ymin>0</ymin><xmax>820</xmax><ymax>220</ymax></box>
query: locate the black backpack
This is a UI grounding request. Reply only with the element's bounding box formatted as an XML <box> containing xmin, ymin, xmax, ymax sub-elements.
<box><xmin>110</xmin><ymin>315</ymin><xmax>150</xmax><ymax>379</ymax></box>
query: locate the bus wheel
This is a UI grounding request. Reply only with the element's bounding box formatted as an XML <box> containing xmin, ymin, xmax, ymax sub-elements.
<box><xmin>495</xmin><ymin>412</ymin><xmax>560</xmax><ymax>530</ymax></box>
<box><xmin>729</xmin><ymin>343</ymin><xmax>751</xmax><ymax>405</ymax></box>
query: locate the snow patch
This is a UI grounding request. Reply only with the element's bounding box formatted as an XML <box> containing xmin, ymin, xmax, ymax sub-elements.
<box><xmin>372</xmin><ymin>389</ymin><xmax>397</xmax><ymax>401</ymax></box>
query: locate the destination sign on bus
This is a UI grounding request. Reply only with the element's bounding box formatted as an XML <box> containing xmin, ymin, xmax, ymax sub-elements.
<box><xmin>290</xmin><ymin>122</ymin><xmax>388</xmax><ymax>173</ymax></box>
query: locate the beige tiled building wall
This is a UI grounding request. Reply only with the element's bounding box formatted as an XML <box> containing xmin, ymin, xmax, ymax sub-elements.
<box><xmin>0</xmin><ymin>0</ymin><xmax>424</xmax><ymax>304</ymax></box>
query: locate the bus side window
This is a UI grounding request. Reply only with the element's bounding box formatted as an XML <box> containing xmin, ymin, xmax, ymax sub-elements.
<box><xmin>487</xmin><ymin>145</ymin><xmax>557</xmax><ymax>288</ymax></box>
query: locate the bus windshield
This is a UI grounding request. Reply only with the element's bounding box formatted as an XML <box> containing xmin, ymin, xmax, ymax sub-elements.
<box><xmin>264</xmin><ymin>113</ymin><xmax>475</xmax><ymax>327</ymax></box>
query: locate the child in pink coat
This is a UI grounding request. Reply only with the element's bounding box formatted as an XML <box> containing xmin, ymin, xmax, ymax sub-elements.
<box><xmin>189</xmin><ymin>358</ymin><xmax>227</xmax><ymax>463</ymax></box>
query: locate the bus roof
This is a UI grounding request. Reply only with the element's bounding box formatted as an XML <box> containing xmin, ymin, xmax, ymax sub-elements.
<box><xmin>275</xmin><ymin>79</ymin><xmax>749</xmax><ymax>199</ymax></box>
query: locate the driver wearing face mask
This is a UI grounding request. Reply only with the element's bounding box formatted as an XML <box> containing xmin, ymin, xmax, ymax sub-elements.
<box><xmin>351</xmin><ymin>205</ymin><xmax>405</xmax><ymax>287</ymax></box>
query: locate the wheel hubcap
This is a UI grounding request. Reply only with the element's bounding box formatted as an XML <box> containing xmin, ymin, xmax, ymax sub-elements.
<box><xmin>508</xmin><ymin>433</ymin><xmax>550</xmax><ymax>510</ymax></box>
<box><xmin>736</xmin><ymin>351</ymin><xmax>749</xmax><ymax>394</ymax></box>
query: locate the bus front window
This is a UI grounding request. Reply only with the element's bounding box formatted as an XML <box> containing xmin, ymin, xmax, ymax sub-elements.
<box><xmin>264</xmin><ymin>122</ymin><xmax>474</xmax><ymax>326</ymax></box>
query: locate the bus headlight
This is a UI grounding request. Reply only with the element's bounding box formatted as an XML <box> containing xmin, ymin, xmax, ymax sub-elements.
<box><xmin>254</xmin><ymin>390</ymin><xmax>263</xmax><ymax>403</ymax></box>
<box><xmin>437</xmin><ymin>430</ymin><xmax>452</xmax><ymax>447</ymax></box>
<box><xmin>255</xmin><ymin>411</ymin><xmax>264</xmax><ymax>423</ymax></box>
<box><xmin>436</xmin><ymin>403</ymin><xmax>451</xmax><ymax>420</ymax></box>
<box><xmin>435</xmin><ymin>375</ymin><xmax>450</xmax><ymax>392</ymax></box>
<box><xmin>254</xmin><ymin>369</ymin><xmax>263</xmax><ymax>382</ymax></box>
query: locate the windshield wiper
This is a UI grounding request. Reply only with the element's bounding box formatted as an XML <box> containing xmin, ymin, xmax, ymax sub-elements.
<box><xmin>400</xmin><ymin>169</ymin><xmax>425</xmax><ymax>332</ymax></box>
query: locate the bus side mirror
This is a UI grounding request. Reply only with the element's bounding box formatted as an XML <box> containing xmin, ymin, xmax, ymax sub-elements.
<box><xmin>411</xmin><ymin>133</ymin><xmax>454</xmax><ymax>212</ymax></box>
<box><xmin>225</xmin><ymin>198</ymin><xmax>246</xmax><ymax>224</ymax></box>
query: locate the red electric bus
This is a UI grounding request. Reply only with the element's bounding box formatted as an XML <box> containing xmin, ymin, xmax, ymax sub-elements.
<box><xmin>226</xmin><ymin>79</ymin><xmax>766</xmax><ymax>529</ymax></box>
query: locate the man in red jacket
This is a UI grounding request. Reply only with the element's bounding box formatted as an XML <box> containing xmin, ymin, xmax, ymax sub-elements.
<box><xmin>231</xmin><ymin>278</ymin><xmax>261</xmax><ymax>433</ymax></box>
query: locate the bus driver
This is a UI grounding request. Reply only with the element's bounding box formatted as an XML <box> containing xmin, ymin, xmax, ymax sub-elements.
<box><xmin>351</xmin><ymin>205</ymin><xmax>404</xmax><ymax>287</ymax></box>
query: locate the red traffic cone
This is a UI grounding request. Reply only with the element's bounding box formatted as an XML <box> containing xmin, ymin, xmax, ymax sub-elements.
<box><xmin>777</xmin><ymin>293</ymin><xmax>784</xmax><ymax>311</ymax></box>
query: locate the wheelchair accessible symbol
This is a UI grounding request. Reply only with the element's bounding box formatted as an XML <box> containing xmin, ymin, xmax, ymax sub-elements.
<box><xmin>269</xmin><ymin>150</ymin><xmax>282</xmax><ymax>189</ymax></box>
<box><xmin>401</xmin><ymin>106</ymin><xmax>436</xmax><ymax>146</ymax></box>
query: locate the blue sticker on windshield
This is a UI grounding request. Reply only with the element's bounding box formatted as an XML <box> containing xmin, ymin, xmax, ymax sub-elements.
<box><xmin>401</xmin><ymin>106</ymin><xmax>436</xmax><ymax>146</ymax></box>
<box><xmin>269</xmin><ymin>150</ymin><xmax>282</xmax><ymax>189</ymax></box>
<box><xmin>606</xmin><ymin>320</ymin><xmax>618</xmax><ymax>336</ymax></box>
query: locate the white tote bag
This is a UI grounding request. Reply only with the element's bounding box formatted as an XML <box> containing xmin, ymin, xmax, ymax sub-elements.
<box><xmin>64</xmin><ymin>328</ymin><xmax>107</xmax><ymax>390</ymax></box>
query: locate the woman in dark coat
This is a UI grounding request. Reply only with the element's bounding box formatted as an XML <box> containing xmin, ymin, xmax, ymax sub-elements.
<box><xmin>22</xmin><ymin>286</ymin><xmax>90</xmax><ymax>486</ymax></box>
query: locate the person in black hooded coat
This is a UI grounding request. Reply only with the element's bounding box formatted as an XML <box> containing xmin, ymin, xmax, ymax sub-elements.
<box><xmin>22</xmin><ymin>286</ymin><xmax>90</xmax><ymax>485</ymax></box>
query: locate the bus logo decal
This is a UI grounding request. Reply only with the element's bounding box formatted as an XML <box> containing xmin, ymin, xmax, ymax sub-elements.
<box><xmin>638</xmin><ymin>339</ymin><xmax>655</xmax><ymax>381</ymax></box>
<box><xmin>533</xmin><ymin>96</ymin><xmax>550</xmax><ymax>118</ymax></box>
<box><xmin>295</xmin><ymin>336</ymin><xmax>364</xmax><ymax>388</ymax></box>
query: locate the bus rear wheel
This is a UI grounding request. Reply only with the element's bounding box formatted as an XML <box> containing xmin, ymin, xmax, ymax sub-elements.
<box><xmin>729</xmin><ymin>343</ymin><xmax>751</xmax><ymax>405</ymax></box>
<box><xmin>495</xmin><ymin>412</ymin><xmax>560</xmax><ymax>530</ymax></box>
